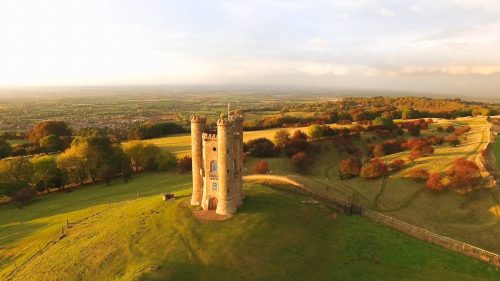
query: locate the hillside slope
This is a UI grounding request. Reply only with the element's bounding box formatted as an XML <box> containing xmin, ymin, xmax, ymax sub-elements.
<box><xmin>0</xmin><ymin>176</ymin><xmax>498</xmax><ymax>280</ymax></box>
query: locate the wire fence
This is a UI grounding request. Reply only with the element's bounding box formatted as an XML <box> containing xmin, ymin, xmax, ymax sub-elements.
<box><xmin>363</xmin><ymin>209</ymin><xmax>500</xmax><ymax>268</ymax></box>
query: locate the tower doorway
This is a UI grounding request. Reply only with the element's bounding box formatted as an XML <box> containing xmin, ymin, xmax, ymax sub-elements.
<box><xmin>209</xmin><ymin>197</ymin><xmax>218</xmax><ymax>210</ymax></box>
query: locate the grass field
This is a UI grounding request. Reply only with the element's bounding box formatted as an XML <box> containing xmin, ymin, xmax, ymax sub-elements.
<box><xmin>6</xmin><ymin>139</ymin><xmax>28</xmax><ymax>146</ymax></box>
<box><xmin>244</xmin><ymin>117</ymin><xmax>500</xmax><ymax>253</ymax></box>
<box><xmin>1</xmin><ymin>173</ymin><xmax>498</xmax><ymax>281</ymax></box>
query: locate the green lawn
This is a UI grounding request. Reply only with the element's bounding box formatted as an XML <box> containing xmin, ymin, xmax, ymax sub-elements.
<box><xmin>6</xmin><ymin>139</ymin><xmax>28</xmax><ymax>146</ymax></box>
<box><xmin>0</xmin><ymin>174</ymin><xmax>498</xmax><ymax>280</ymax></box>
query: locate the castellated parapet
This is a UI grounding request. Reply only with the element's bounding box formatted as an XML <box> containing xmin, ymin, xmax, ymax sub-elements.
<box><xmin>190</xmin><ymin>114</ymin><xmax>244</xmax><ymax>216</ymax></box>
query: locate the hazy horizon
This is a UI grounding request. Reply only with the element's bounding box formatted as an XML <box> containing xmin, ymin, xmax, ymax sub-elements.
<box><xmin>1</xmin><ymin>0</ymin><xmax>499</xmax><ymax>96</ymax></box>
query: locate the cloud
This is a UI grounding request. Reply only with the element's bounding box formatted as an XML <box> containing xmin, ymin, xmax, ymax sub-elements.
<box><xmin>301</xmin><ymin>64</ymin><xmax>379</xmax><ymax>76</ymax></box>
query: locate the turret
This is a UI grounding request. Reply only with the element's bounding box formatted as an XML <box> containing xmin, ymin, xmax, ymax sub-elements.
<box><xmin>215</xmin><ymin>117</ymin><xmax>236</xmax><ymax>215</ymax></box>
<box><xmin>229</xmin><ymin>114</ymin><xmax>244</xmax><ymax>205</ymax></box>
<box><xmin>190</xmin><ymin>115</ymin><xmax>206</xmax><ymax>205</ymax></box>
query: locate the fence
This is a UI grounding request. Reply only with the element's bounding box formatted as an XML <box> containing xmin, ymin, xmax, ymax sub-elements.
<box><xmin>363</xmin><ymin>210</ymin><xmax>500</xmax><ymax>268</ymax></box>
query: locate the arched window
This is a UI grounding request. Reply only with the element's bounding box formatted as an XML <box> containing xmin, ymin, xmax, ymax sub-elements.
<box><xmin>210</xmin><ymin>160</ymin><xmax>218</xmax><ymax>172</ymax></box>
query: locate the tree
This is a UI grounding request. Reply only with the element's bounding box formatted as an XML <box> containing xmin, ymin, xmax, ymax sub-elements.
<box><xmin>407</xmin><ymin>125</ymin><xmax>420</xmax><ymax>136</ymax></box>
<box><xmin>98</xmin><ymin>166</ymin><xmax>114</xmax><ymax>186</ymax></box>
<box><xmin>28</xmin><ymin>121</ymin><xmax>72</xmax><ymax>149</ymax></box>
<box><xmin>0</xmin><ymin>157</ymin><xmax>34</xmax><ymax>197</ymax></box>
<box><xmin>157</xmin><ymin>150</ymin><xmax>178</xmax><ymax>171</ymax></box>
<box><xmin>56</xmin><ymin>149</ymin><xmax>88</xmax><ymax>185</ymax></box>
<box><xmin>290</xmin><ymin>152</ymin><xmax>313</xmax><ymax>173</ymax></box>
<box><xmin>273</xmin><ymin>129</ymin><xmax>291</xmax><ymax>149</ymax></box>
<box><xmin>360</xmin><ymin>158</ymin><xmax>388</xmax><ymax>179</ymax></box>
<box><xmin>402</xmin><ymin>107</ymin><xmax>415</xmax><ymax>120</ymax></box>
<box><xmin>446</xmin><ymin>125</ymin><xmax>455</xmax><ymax>133</ymax></box>
<box><xmin>39</xmin><ymin>135</ymin><xmax>63</xmax><ymax>152</ymax></box>
<box><xmin>373</xmin><ymin>116</ymin><xmax>395</xmax><ymax>130</ymax></box>
<box><xmin>446</xmin><ymin>158</ymin><xmax>481</xmax><ymax>192</ymax></box>
<box><xmin>426</xmin><ymin>173</ymin><xmax>445</xmax><ymax>191</ymax></box>
<box><xmin>284</xmin><ymin>138</ymin><xmax>310</xmax><ymax>157</ymax></box>
<box><xmin>124</xmin><ymin>141</ymin><xmax>161</xmax><ymax>171</ymax></box>
<box><xmin>31</xmin><ymin>155</ymin><xmax>59</xmax><ymax>193</ymax></box>
<box><xmin>254</xmin><ymin>160</ymin><xmax>269</xmax><ymax>174</ymax></box>
<box><xmin>178</xmin><ymin>156</ymin><xmax>192</xmax><ymax>173</ymax></box>
<box><xmin>292</xmin><ymin>130</ymin><xmax>308</xmax><ymax>141</ymax></box>
<box><xmin>308</xmin><ymin>125</ymin><xmax>323</xmax><ymax>140</ymax></box>
<box><xmin>0</xmin><ymin>138</ymin><xmax>12</xmax><ymax>159</ymax></box>
<box><xmin>245</xmin><ymin>138</ymin><xmax>276</xmax><ymax>157</ymax></box>
<box><xmin>339</xmin><ymin>158</ymin><xmax>361</xmax><ymax>179</ymax></box>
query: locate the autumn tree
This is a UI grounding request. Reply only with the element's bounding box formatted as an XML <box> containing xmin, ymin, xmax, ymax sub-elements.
<box><xmin>28</xmin><ymin>121</ymin><xmax>72</xmax><ymax>151</ymax></box>
<box><xmin>389</xmin><ymin>158</ymin><xmax>405</xmax><ymax>171</ymax></box>
<box><xmin>290</xmin><ymin>152</ymin><xmax>313</xmax><ymax>173</ymax></box>
<box><xmin>447</xmin><ymin>158</ymin><xmax>481</xmax><ymax>192</ymax></box>
<box><xmin>426</xmin><ymin>173</ymin><xmax>445</xmax><ymax>191</ymax></box>
<box><xmin>360</xmin><ymin>158</ymin><xmax>388</xmax><ymax>179</ymax></box>
<box><xmin>339</xmin><ymin>158</ymin><xmax>361</xmax><ymax>179</ymax></box>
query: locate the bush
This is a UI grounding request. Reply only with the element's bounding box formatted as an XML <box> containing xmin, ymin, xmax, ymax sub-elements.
<box><xmin>447</xmin><ymin>135</ymin><xmax>460</xmax><ymax>147</ymax></box>
<box><xmin>360</xmin><ymin>158</ymin><xmax>388</xmax><ymax>179</ymax></box>
<box><xmin>339</xmin><ymin>158</ymin><xmax>361</xmax><ymax>179</ymax></box>
<box><xmin>426</xmin><ymin>173</ymin><xmax>445</xmax><ymax>191</ymax></box>
<box><xmin>178</xmin><ymin>156</ymin><xmax>192</xmax><ymax>173</ymax></box>
<box><xmin>290</xmin><ymin>152</ymin><xmax>313</xmax><ymax>173</ymax></box>
<box><xmin>245</xmin><ymin>138</ymin><xmax>276</xmax><ymax>157</ymax></box>
<box><xmin>407</xmin><ymin>125</ymin><xmax>420</xmax><ymax>136</ymax></box>
<box><xmin>254</xmin><ymin>161</ymin><xmax>269</xmax><ymax>174</ymax></box>
<box><xmin>446</xmin><ymin>158</ymin><xmax>481</xmax><ymax>191</ymax></box>
<box><xmin>12</xmin><ymin>187</ymin><xmax>36</xmax><ymax>206</ymax></box>
<box><xmin>446</xmin><ymin>125</ymin><xmax>455</xmax><ymax>133</ymax></box>
<box><xmin>291</xmin><ymin>130</ymin><xmax>308</xmax><ymax>140</ymax></box>
<box><xmin>407</xmin><ymin>168</ymin><xmax>429</xmax><ymax>182</ymax></box>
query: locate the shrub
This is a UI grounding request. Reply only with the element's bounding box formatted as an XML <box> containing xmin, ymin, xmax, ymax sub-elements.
<box><xmin>360</xmin><ymin>158</ymin><xmax>388</xmax><ymax>179</ymax></box>
<box><xmin>178</xmin><ymin>156</ymin><xmax>192</xmax><ymax>173</ymax></box>
<box><xmin>426</xmin><ymin>173</ymin><xmax>445</xmax><ymax>191</ymax></box>
<box><xmin>436</xmin><ymin>126</ymin><xmax>444</xmax><ymax>132</ymax></box>
<box><xmin>446</xmin><ymin>125</ymin><xmax>455</xmax><ymax>133</ymax></box>
<box><xmin>447</xmin><ymin>135</ymin><xmax>460</xmax><ymax>147</ymax></box>
<box><xmin>407</xmin><ymin>168</ymin><xmax>429</xmax><ymax>182</ymax></box>
<box><xmin>407</xmin><ymin>125</ymin><xmax>420</xmax><ymax>136</ymax></box>
<box><xmin>339</xmin><ymin>158</ymin><xmax>361</xmax><ymax>179</ymax></box>
<box><xmin>420</xmin><ymin>146</ymin><xmax>434</xmax><ymax>155</ymax></box>
<box><xmin>454</xmin><ymin>126</ymin><xmax>471</xmax><ymax>136</ymax></box>
<box><xmin>245</xmin><ymin>138</ymin><xmax>276</xmax><ymax>157</ymax></box>
<box><xmin>254</xmin><ymin>161</ymin><xmax>269</xmax><ymax>174</ymax></box>
<box><xmin>290</xmin><ymin>152</ymin><xmax>313</xmax><ymax>173</ymax></box>
<box><xmin>389</xmin><ymin>158</ymin><xmax>405</xmax><ymax>171</ymax></box>
<box><xmin>12</xmin><ymin>187</ymin><xmax>36</xmax><ymax>206</ymax></box>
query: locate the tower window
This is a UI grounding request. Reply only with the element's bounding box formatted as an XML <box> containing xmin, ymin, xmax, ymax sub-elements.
<box><xmin>210</xmin><ymin>160</ymin><xmax>218</xmax><ymax>172</ymax></box>
<box><xmin>212</xmin><ymin>182</ymin><xmax>218</xmax><ymax>190</ymax></box>
<box><xmin>212</xmin><ymin>147</ymin><xmax>216</xmax><ymax>151</ymax></box>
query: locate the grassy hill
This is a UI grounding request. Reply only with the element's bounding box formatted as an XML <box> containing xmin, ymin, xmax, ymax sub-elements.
<box><xmin>244</xmin><ymin>117</ymin><xmax>500</xmax><ymax>253</ymax></box>
<box><xmin>1</xmin><ymin>173</ymin><xmax>499</xmax><ymax>280</ymax></box>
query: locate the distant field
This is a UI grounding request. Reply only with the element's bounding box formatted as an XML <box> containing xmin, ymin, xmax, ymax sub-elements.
<box><xmin>1</xmin><ymin>173</ymin><xmax>498</xmax><ymax>280</ymax></box>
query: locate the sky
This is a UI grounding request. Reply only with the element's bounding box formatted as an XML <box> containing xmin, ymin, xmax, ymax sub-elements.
<box><xmin>0</xmin><ymin>0</ymin><xmax>499</xmax><ymax>96</ymax></box>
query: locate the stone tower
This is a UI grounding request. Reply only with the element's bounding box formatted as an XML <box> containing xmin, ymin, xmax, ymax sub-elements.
<box><xmin>190</xmin><ymin>115</ymin><xmax>206</xmax><ymax>205</ymax></box>
<box><xmin>190</xmin><ymin>114</ymin><xmax>244</xmax><ymax>216</ymax></box>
